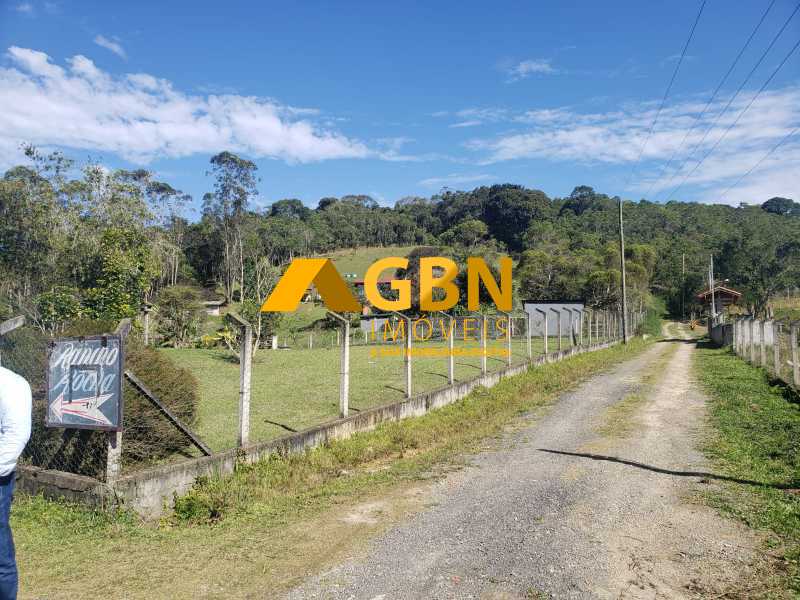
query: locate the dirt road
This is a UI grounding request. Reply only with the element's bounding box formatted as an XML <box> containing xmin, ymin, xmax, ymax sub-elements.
<box><xmin>285</xmin><ymin>326</ymin><xmax>762</xmax><ymax>599</ymax></box>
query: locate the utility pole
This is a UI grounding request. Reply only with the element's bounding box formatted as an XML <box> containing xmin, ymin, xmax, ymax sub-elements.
<box><xmin>618</xmin><ymin>197</ymin><xmax>629</xmax><ymax>343</ymax></box>
<box><xmin>709</xmin><ymin>255</ymin><xmax>716</xmax><ymax>324</ymax></box>
<box><xmin>681</xmin><ymin>253</ymin><xmax>686</xmax><ymax>321</ymax></box>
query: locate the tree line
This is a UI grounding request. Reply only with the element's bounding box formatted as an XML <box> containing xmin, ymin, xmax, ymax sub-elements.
<box><xmin>2</xmin><ymin>147</ymin><xmax>799</xmax><ymax>340</ymax></box>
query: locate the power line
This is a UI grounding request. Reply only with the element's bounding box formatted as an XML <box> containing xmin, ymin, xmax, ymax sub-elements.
<box><xmin>717</xmin><ymin>126</ymin><xmax>799</xmax><ymax>202</ymax></box>
<box><xmin>663</xmin><ymin>35</ymin><xmax>800</xmax><ymax>201</ymax></box>
<box><xmin>624</xmin><ymin>0</ymin><xmax>707</xmax><ymax>189</ymax></box>
<box><xmin>657</xmin><ymin>1</ymin><xmax>800</xmax><ymax>201</ymax></box>
<box><xmin>642</xmin><ymin>0</ymin><xmax>777</xmax><ymax>199</ymax></box>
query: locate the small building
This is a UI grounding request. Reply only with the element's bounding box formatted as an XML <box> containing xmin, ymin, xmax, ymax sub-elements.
<box><xmin>696</xmin><ymin>285</ymin><xmax>741</xmax><ymax>315</ymax></box>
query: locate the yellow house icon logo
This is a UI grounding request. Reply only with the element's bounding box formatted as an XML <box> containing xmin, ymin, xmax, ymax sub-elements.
<box><xmin>261</xmin><ymin>256</ymin><xmax>512</xmax><ymax>313</ymax></box>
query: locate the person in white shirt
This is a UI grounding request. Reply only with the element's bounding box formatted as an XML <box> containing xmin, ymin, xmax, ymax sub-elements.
<box><xmin>0</xmin><ymin>366</ymin><xmax>32</xmax><ymax>600</ymax></box>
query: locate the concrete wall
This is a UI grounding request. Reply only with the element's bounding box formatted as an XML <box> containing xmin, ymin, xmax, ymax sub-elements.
<box><xmin>710</xmin><ymin>323</ymin><xmax>733</xmax><ymax>346</ymax></box>
<box><xmin>19</xmin><ymin>340</ymin><xmax>617</xmax><ymax>517</ymax></box>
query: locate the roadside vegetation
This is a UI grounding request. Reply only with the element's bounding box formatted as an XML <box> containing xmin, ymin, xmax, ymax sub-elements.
<box><xmin>693</xmin><ymin>345</ymin><xmax>800</xmax><ymax>594</ymax></box>
<box><xmin>13</xmin><ymin>338</ymin><xmax>650</xmax><ymax>598</ymax></box>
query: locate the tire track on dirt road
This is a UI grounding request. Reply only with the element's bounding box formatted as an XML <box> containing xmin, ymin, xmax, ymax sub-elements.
<box><xmin>285</xmin><ymin>326</ymin><xmax>762</xmax><ymax>599</ymax></box>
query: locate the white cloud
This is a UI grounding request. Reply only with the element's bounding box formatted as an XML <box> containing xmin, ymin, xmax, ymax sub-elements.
<box><xmin>465</xmin><ymin>86</ymin><xmax>800</xmax><ymax>204</ymax></box>
<box><xmin>0</xmin><ymin>46</ymin><xmax>370</xmax><ymax>166</ymax></box>
<box><xmin>93</xmin><ymin>35</ymin><xmax>127</xmax><ymax>59</ymax></box>
<box><xmin>506</xmin><ymin>58</ymin><xmax>556</xmax><ymax>81</ymax></box>
<box><xmin>15</xmin><ymin>2</ymin><xmax>33</xmax><ymax>14</ymax></box>
<box><xmin>418</xmin><ymin>173</ymin><xmax>494</xmax><ymax>188</ymax></box>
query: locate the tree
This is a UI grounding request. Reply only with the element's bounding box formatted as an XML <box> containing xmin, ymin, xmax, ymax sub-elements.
<box><xmin>761</xmin><ymin>196</ymin><xmax>797</xmax><ymax>216</ymax></box>
<box><xmin>156</xmin><ymin>286</ymin><xmax>204</xmax><ymax>348</ymax></box>
<box><xmin>205</xmin><ymin>152</ymin><xmax>259</xmax><ymax>301</ymax></box>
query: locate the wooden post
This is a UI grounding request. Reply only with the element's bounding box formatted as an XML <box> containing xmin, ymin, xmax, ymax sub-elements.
<box><xmin>791</xmin><ymin>323</ymin><xmax>799</xmax><ymax>388</ymax></box>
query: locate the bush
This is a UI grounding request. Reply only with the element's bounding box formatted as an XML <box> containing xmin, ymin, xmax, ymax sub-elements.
<box><xmin>0</xmin><ymin>320</ymin><xmax>200</xmax><ymax>478</ymax></box>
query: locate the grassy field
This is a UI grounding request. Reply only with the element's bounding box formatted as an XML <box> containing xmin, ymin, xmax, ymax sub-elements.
<box><xmin>693</xmin><ymin>344</ymin><xmax>800</xmax><ymax>594</ymax></box>
<box><xmin>12</xmin><ymin>336</ymin><xmax>650</xmax><ymax>600</ymax></box>
<box><xmin>774</xmin><ymin>295</ymin><xmax>800</xmax><ymax>321</ymax></box>
<box><xmin>163</xmin><ymin>334</ymin><xmax>585</xmax><ymax>451</ymax></box>
<box><xmin>321</xmin><ymin>245</ymin><xmax>418</xmax><ymax>279</ymax></box>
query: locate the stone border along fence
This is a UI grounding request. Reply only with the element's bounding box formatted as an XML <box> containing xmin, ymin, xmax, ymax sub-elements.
<box><xmin>15</xmin><ymin>307</ymin><xmax>644</xmax><ymax>518</ymax></box>
<box><xmin>730</xmin><ymin>316</ymin><xmax>800</xmax><ymax>390</ymax></box>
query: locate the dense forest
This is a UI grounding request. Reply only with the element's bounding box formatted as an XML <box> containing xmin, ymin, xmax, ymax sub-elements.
<box><xmin>1</xmin><ymin>147</ymin><xmax>799</xmax><ymax>342</ymax></box>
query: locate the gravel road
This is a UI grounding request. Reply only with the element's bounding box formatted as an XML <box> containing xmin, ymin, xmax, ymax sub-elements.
<box><xmin>285</xmin><ymin>328</ymin><xmax>761</xmax><ymax>599</ymax></box>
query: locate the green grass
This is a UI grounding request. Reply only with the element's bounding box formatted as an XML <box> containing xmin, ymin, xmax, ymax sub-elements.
<box><xmin>693</xmin><ymin>345</ymin><xmax>800</xmax><ymax>594</ymax></box>
<box><xmin>773</xmin><ymin>296</ymin><xmax>800</xmax><ymax>322</ymax></box>
<box><xmin>320</xmin><ymin>245</ymin><xmax>418</xmax><ymax>279</ymax></box>
<box><xmin>162</xmin><ymin>335</ymin><xmax>587</xmax><ymax>451</ymax></box>
<box><xmin>12</xmin><ymin>337</ymin><xmax>649</xmax><ymax>599</ymax></box>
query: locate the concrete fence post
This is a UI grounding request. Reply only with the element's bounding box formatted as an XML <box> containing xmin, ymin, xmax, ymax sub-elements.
<box><xmin>436</xmin><ymin>311</ymin><xmax>455</xmax><ymax>385</ymax></box>
<box><xmin>239</xmin><ymin>325</ymin><xmax>253</xmax><ymax>446</ymax></box>
<box><xmin>106</xmin><ymin>318</ymin><xmax>132</xmax><ymax>481</ymax></box>
<box><xmin>503</xmin><ymin>313</ymin><xmax>512</xmax><ymax>366</ymax></box>
<box><xmin>271</xmin><ymin>334</ymin><xmax>278</xmax><ymax>350</ymax></box>
<box><xmin>526</xmin><ymin>311</ymin><xmax>532</xmax><ymax>360</ymax></box>
<box><xmin>760</xmin><ymin>320</ymin><xmax>767</xmax><ymax>367</ymax></box>
<box><xmin>791</xmin><ymin>323</ymin><xmax>799</xmax><ymax>388</ymax></box>
<box><xmin>481</xmin><ymin>315</ymin><xmax>488</xmax><ymax>374</ymax></box>
<box><xmin>587</xmin><ymin>311</ymin><xmax>592</xmax><ymax>346</ymax></box>
<box><xmin>556</xmin><ymin>309</ymin><xmax>563</xmax><ymax>352</ymax></box>
<box><xmin>750</xmin><ymin>319</ymin><xmax>758</xmax><ymax>364</ymax></box>
<box><xmin>309</xmin><ymin>332</ymin><xmax>313</xmax><ymax>349</ymax></box>
<box><xmin>328</xmin><ymin>312</ymin><xmax>351</xmax><ymax>417</ymax></box>
<box><xmin>224</xmin><ymin>313</ymin><xmax>252</xmax><ymax>447</ymax></box>
<box><xmin>143</xmin><ymin>307</ymin><xmax>151</xmax><ymax>346</ymax></box>
<box><xmin>536</xmin><ymin>308</ymin><xmax>548</xmax><ymax>356</ymax></box>
<box><xmin>342</xmin><ymin>321</ymin><xmax>351</xmax><ymax>414</ymax></box>
<box><xmin>772</xmin><ymin>320</ymin><xmax>781</xmax><ymax>378</ymax></box>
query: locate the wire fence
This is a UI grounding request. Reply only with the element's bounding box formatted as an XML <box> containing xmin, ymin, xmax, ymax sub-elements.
<box><xmin>731</xmin><ymin>317</ymin><xmax>800</xmax><ymax>389</ymax></box>
<box><xmin>1</xmin><ymin>306</ymin><xmax>643</xmax><ymax>482</ymax></box>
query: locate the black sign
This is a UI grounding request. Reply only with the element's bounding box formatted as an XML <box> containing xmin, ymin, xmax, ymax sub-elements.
<box><xmin>46</xmin><ymin>335</ymin><xmax>123</xmax><ymax>431</ymax></box>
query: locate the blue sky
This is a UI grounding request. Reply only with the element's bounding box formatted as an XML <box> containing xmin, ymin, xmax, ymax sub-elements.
<box><xmin>1</xmin><ymin>0</ymin><xmax>798</xmax><ymax>217</ymax></box>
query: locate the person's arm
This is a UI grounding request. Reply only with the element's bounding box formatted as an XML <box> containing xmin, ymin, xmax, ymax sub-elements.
<box><xmin>0</xmin><ymin>377</ymin><xmax>32</xmax><ymax>477</ymax></box>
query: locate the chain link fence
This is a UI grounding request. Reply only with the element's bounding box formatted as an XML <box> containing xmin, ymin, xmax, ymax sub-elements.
<box><xmin>2</xmin><ymin>307</ymin><xmax>638</xmax><ymax>482</ymax></box>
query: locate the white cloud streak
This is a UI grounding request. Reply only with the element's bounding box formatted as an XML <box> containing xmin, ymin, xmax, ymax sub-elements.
<box><xmin>0</xmin><ymin>46</ymin><xmax>370</xmax><ymax>166</ymax></box>
<box><xmin>506</xmin><ymin>58</ymin><xmax>556</xmax><ymax>81</ymax></box>
<box><xmin>93</xmin><ymin>35</ymin><xmax>126</xmax><ymax>59</ymax></box>
<box><xmin>464</xmin><ymin>86</ymin><xmax>800</xmax><ymax>204</ymax></box>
